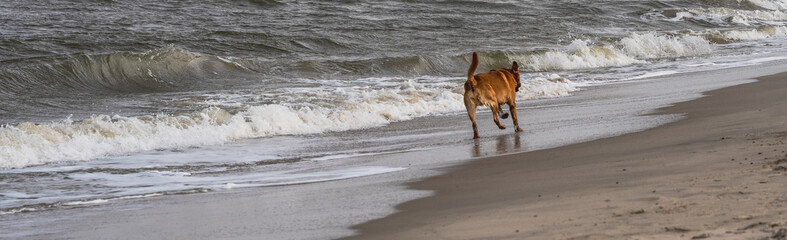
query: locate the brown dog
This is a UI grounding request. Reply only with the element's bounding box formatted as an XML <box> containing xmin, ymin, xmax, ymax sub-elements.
<box><xmin>464</xmin><ymin>52</ymin><xmax>522</xmax><ymax>139</ymax></box>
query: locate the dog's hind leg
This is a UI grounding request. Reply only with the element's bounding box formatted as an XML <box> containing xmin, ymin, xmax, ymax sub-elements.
<box><xmin>509</xmin><ymin>103</ymin><xmax>523</xmax><ymax>132</ymax></box>
<box><xmin>491</xmin><ymin>105</ymin><xmax>506</xmax><ymax>130</ymax></box>
<box><xmin>465</xmin><ymin>98</ymin><xmax>480</xmax><ymax>139</ymax></box>
<box><xmin>498</xmin><ymin>104</ymin><xmax>509</xmax><ymax>119</ymax></box>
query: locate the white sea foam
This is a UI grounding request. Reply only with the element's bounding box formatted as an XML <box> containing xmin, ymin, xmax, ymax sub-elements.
<box><xmin>518</xmin><ymin>74</ymin><xmax>581</xmax><ymax>100</ymax></box>
<box><xmin>690</xmin><ymin>8</ymin><xmax>786</xmax><ymax>25</ymax></box>
<box><xmin>720</xmin><ymin>26</ymin><xmax>787</xmax><ymax>40</ymax></box>
<box><xmin>0</xmin><ymin>207</ymin><xmax>36</xmax><ymax>215</ymax></box>
<box><xmin>745</xmin><ymin>0</ymin><xmax>787</xmax><ymax>10</ymax></box>
<box><xmin>1</xmin><ymin>193</ymin><xmax>165</xmax><ymax>215</ymax></box>
<box><xmin>62</xmin><ymin>199</ymin><xmax>109</xmax><ymax>206</ymax></box>
<box><xmin>527</xmin><ymin>33</ymin><xmax>712</xmax><ymax>71</ymax></box>
<box><xmin>619</xmin><ymin>33</ymin><xmax>712</xmax><ymax>59</ymax></box>
<box><xmin>641</xmin><ymin>4</ymin><xmax>787</xmax><ymax>27</ymax></box>
<box><xmin>115</xmin><ymin>193</ymin><xmax>164</xmax><ymax>200</ymax></box>
<box><xmin>526</xmin><ymin>40</ymin><xmax>643</xmax><ymax>71</ymax></box>
<box><xmin>624</xmin><ymin>71</ymin><xmax>681</xmax><ymax>81</ymax></box>
<box><xmin>0</xmin><ymin>76</ymin><xmax>579</xmax><ymax>169</ymax></box>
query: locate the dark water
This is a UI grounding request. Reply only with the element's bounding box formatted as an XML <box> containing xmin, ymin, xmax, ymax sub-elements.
<box><xmin>2</xmin><ymin>0</ymin><xmax>785</xmax><ymax>122</ymax></box>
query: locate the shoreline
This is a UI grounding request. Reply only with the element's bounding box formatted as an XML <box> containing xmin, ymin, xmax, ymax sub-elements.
<box><xmin>3</xmin><ymin>62</ymin><xmax>787</xmax><ymax>240</ymax></box>
<box><xmin>344</xmin><ymin>72</ymin><xmax>787</xmax><ymax>239</ymax></box>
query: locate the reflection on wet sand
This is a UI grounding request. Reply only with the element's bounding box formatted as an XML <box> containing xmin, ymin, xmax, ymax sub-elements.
<box><xmin>472</xmin><ymin>133</ymin><xmax>523</xmax><ymax>157</ymax></box>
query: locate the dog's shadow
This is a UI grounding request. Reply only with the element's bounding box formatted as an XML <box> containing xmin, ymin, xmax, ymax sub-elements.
<box><xmin>472</xmin><ymin>132</ymin><xmax>523</xmax><ymax>157</ymax></box>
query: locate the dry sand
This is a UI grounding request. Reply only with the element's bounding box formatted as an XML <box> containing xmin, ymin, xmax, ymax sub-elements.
<box><xmin>344</xmin><ymin>72</ymin><xmax>787</xmax><ymax>240</ymax></box>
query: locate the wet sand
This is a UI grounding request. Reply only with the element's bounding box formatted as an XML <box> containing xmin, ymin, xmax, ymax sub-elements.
<box><xmin>345</xmin><ymin>72</ymin><xmax>787</xmax><ymax>239</ymax></box>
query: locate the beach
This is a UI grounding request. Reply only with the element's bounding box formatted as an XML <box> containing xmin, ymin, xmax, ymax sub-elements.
<box><xmin>1</xmin><ymin>61</ymin><xmax>783</xmax><ymax>240</ymax></box>
<box><xmin>2</xmin><ymin>1</ymin><xmax>787</xmax><ymax>239</ymax></box>
<box><xmin>345</xmin><ymin>72</ymin><xmax>787</xmax><ymax>239</ymax></box>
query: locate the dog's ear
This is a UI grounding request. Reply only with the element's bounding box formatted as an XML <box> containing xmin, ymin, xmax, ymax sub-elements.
<box><xmin>512</xmin><ymin>61</ymin><xmax>519</xmax><ymax>72</ymax></box>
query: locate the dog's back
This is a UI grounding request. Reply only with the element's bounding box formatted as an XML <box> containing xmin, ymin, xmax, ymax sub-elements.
<box><xmin>464</xmin><ymin>53</ymin><xmax>518</xmax><ymax>107</ymax></box>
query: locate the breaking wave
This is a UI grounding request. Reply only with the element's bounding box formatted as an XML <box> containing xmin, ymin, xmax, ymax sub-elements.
<box><xmin>707</xmin><ymin>25</ymin><xmax>787</xmax><ymax>41</ymax></box>
<box><xmin>0</xmin><ymin>75</ymin><xmax>579</xmax><ymax>169</ymax></box>
<box><xmin>525</xmin><ymin>33</ymin><xmax>713</xmax><ymax>71</ymax></box>
<box><xmin>700</xmin><ymin>0</ymin><xmax>787</xmax><ymax>10</ymax></box>
<box><xmin>643</xmin><ymin>7</ymin><xmax>787</xmax><ymax>26</ymax></box>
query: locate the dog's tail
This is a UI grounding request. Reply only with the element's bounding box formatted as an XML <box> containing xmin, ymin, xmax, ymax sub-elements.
<box><xmin>467</xmin><ymin>52</ymin><xmax>479</xmax><ymax>89</ymax></box>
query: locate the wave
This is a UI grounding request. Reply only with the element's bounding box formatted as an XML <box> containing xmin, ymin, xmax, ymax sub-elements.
<box><xmin>525</xmin><ymin>40</ymin><xmax>643</xmax><ymax>71</ymax></box>
<box><xmin>0</xmin><ymin>47</ymin><xmax>533</xmax><ymax>97</ymax></box>
<box><xmin>620</xmin><ymin>33</ymin><xmax>713</xmax><ymax>59</ymax></box>
<box><xmin>643</xmin><ymin>7</ymin><xmax>787</xmax><ymax>26</ymax></box>
<box><xmin>523</xmin><ymin>25</ymin><xmax>787</xmax><ymax>72</ymax></box>
<box><xmin>738</xmin><ymin>0</ymin><xmax>787</xmax><ymax>10</ymax></box>
<box><xmin>519</xmin><ymin>74</ymin><xmax>580</xmax><ymax>100</ymax></box>
<box><xmin>700</xmin><ymin>0</ymin><xmax>787</xmax><ymax>10</ymax></box>
<box><xmin>1</xmin><ymin>25</ymin><xmax>780</xmax><ymax>97</ymax></box>
<box><xmin>245</xmin><ymin>32</ymin><xmax>719</xmax><ymax>76</ymax></box>
<box><xmin>246</xmin><ymin>0</ymin><xmax>284</xmax><ymax>7</ymax></box>
<box><xmin>705</xmin><ymin>25</ymin><xmax>787</xmax><ymax>42</ymax></box>
<box><xmin>0</xmin><ymin>75</ymin><xmax>579</xmax><ymax>169</ymax></box>
<box><xmin>0</xmin><ymin>46</ymin><xmax>253</xmax><ymax>96</ymax></box>
<box><xmin>524</xmin><ymin>33</ymin><xmax>713</xmax><ymax>71</ymax></box>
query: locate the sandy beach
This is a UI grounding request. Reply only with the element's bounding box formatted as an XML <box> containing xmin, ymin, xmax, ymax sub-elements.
<box><xmin>345</xmin><ymin>72</ymin><xmax>787</xmax><ymax>239</ymax></box>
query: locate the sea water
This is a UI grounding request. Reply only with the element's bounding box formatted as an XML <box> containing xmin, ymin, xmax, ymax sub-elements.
<box><xmin>1</xmin><ymin>0</ymin><xmax>787</xmax><ymax>220</ymax></box>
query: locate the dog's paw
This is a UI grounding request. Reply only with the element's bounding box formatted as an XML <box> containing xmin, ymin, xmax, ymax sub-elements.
<box><xmin>498</xmin><ymin>125</ymin><xmax>507</xmax><ymax>130</ymax></box>
<box><xmin>515</xmin><ymin>127</ymin><xmax>523</xmax><ymax>132</ymax></box>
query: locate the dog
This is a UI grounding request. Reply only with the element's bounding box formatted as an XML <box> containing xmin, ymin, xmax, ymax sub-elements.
<box><xmin>464</xmin><ymin>52</ymin><xmax>522</xmax><ymax>139</ymax></box>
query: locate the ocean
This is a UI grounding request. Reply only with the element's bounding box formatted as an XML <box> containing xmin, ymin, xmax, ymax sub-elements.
<box><xmin>1</xmin><ymin>0</ymin><xmax>787</xmax><ymax>234</ymax></box>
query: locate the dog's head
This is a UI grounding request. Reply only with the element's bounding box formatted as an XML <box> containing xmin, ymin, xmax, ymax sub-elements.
<box><xmin>510</xmin><ymin>61</ymin><xmax>521</xmax><ymax>92</ymax></box>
